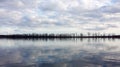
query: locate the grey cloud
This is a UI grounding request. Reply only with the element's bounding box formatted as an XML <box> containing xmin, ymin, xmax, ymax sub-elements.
<box><xmin>0</xmin><ymin>0</ymin><xmax>120</xmax><ymax>34</ymax></box>
<box><xmin>100</xmin><ymin>6</ymin><xmax>120</xmax><ymax>14</ymax></box>
<box><xmin>84</xmin><ymin>27</ymin><xmax>107</xmax><ymax>31</ymax></box>
<box><xmin>39</xmin><ymin>1</ymin><xmax>59</xmax><ymax>11</ymax></box>
<box><xmin>106</xmin><ymin>24</ymin><xmax>118</xmax><ymax>28</ymax></box>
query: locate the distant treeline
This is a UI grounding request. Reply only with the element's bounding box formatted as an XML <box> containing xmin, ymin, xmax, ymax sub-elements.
<box><xmin>0</xmin><ymin>33</ymin><xmax>120</xmax><ymax>39</ymax></box>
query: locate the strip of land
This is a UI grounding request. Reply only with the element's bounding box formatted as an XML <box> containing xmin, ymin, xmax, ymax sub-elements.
<box><xmin>0</xmin><ymin>34</ymin><xmax>119</xmax><ymax>39</ymax></box>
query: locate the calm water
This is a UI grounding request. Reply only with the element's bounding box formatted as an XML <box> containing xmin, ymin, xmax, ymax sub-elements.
<box><xmin>0</xmin><ymin>38</ymin><xmax>120</xmax><ymax>67</ymax></box>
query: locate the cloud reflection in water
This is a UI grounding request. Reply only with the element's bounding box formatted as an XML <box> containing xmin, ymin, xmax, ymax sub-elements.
<box><xmin>0</xmin><ymin>39</ymin><xmax>119</xmax><ymax>67</ymax></box>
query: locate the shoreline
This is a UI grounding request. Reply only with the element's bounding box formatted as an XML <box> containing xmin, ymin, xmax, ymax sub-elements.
<box><xmin>0</xmin><ymin>35</ymin><xmax>119</xmax><ymax>39</ymax></box>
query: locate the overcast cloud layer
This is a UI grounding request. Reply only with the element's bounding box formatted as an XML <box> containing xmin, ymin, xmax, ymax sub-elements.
<box><xmin>0</xmin><ymin>0</ymin><xmax>120</xmax><ymax>34</ymax></box>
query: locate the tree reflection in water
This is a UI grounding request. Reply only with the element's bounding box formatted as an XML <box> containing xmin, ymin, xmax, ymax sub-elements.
<box><xmin>0</xmin><ymin>38</ymin><xmax>119</xmax><ymax>67</ymax></box>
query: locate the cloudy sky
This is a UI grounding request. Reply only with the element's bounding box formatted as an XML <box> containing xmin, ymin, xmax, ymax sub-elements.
<box><xmin>0</xmin><ymin>0</ymin><xmax>120</xmax><ymax>34</ymax></box>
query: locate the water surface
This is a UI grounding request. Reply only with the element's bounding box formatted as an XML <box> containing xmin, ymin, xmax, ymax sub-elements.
<box><xmin>0</xmin><ymin>38</ymin><xmax>120</xmax><ymax>67</ymax></box>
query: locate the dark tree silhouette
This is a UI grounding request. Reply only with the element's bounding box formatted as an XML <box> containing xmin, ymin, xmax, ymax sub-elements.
<box><xmin>0</xmin><ymin>33</ymin><xmax>119</xmax><ymax>39</ymax></box>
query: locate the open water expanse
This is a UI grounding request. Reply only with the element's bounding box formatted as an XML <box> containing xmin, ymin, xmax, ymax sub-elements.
<box><xmin>0</xmin><ymin>38</ymin><xmax>119</xmax><ymax>67</ymax></box>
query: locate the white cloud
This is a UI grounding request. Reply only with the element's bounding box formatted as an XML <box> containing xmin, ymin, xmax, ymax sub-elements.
<box><xmin>0</xmin><ymin>0</ymin><xmax>120</xmax><ymax>34</ymax></box>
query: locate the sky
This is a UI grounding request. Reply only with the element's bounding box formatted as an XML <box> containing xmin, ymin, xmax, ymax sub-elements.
<box><xmin>0</xmin><ymin>0</ymin><xmax>120</xmax><ymax>34</ymax></box>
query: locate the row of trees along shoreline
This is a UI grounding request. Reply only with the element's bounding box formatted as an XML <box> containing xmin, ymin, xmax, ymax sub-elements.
<box><xmin>0</xmin><ymin>33</ymin><xmax>119</xmax><ymax>39</ymax></box>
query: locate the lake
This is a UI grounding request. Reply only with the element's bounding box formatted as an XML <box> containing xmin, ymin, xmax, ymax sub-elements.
<box><xmin>0</xmin><ymin>38</ymin><xmax>119</xmax><ymax>67</ymax></box>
